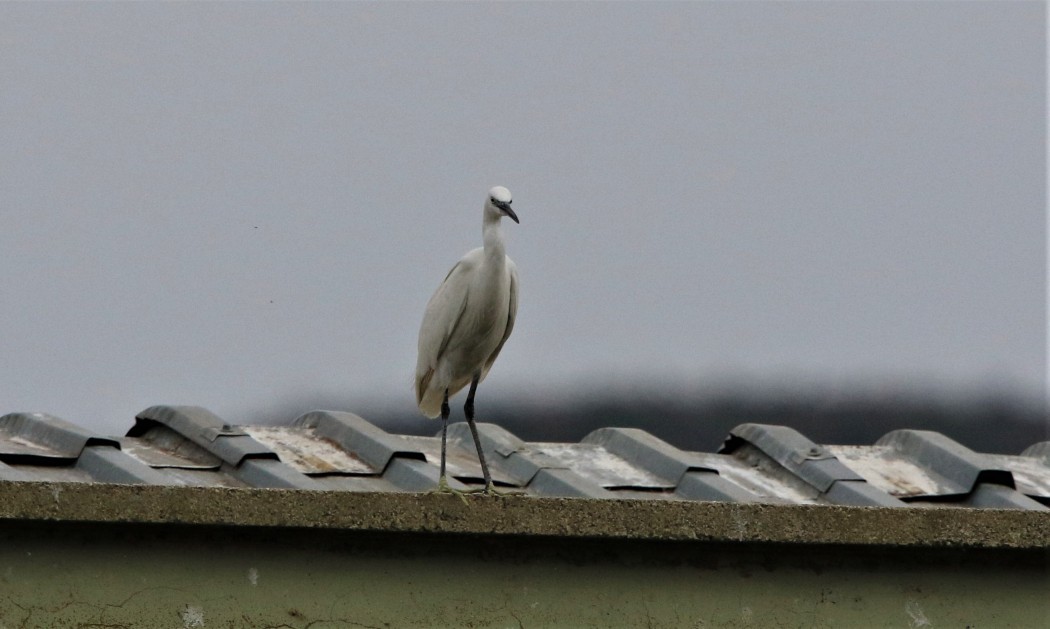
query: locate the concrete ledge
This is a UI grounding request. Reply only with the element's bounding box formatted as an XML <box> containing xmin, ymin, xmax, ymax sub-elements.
<box><xmin>0</xmin><ymin>481</ymin><xmax>1047</xmax><ymax>549</ymax></box>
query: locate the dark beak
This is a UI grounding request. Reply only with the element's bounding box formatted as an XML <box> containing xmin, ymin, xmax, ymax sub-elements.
<box><xmin>497</xmin><ymin>202</ymin><xmax>519</xmax><ymax>224</ymax></box>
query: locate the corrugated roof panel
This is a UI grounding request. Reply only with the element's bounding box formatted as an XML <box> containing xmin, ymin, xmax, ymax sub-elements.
<box><xmin>824</xmin><ymin>480</ymin><xmax>906</xmax><ymax>508</ymax></box>
<box><xmin>997</xmin><ymin>454</ymin><xmax>1050</xmax><ymax>500</ymax></box>
<box><xmin>75</xmin><ymin>446</ymin><xmax>180</xmax><ymax>486</ymax></box>
<box><xmin>528</xmin><ymin>442</ymin><xmax>670</xmax><ymax>490</ymax></box>
<box><xmin>133</xmin><ymin>406</ymin><xmax>279</xmax><ymax>467</ymax></box>
<box><xmin>10</xmin><ymin>464</ymin><xmax>96</xmax><ymax>483</ymax></box>
<box><xmin>0</xmin><ymin>460</ymin><xmax>32</xmax><ymax>482</ymax></box>
<box><xmin>227</xmin><ymin>458</ymin><xmax>320</xmax><ymax>489</ymax></box>
<box><xmin>0</xmin><ymin>405</ymin><xmax>1044</xmax><ymax>511</ymax></box>
<box><xmin>118</xmin><ymin>426</ymin><xmax>222</xmax><ymax>469</ymax></box>
<box><xmin>118</xmin><ymin>435</ymin><xmax>220</xmax><ymax>470</ymax></box>
<box><xmin>241</xmin><ymin>426</ymin><xmax>374</xmax><ymax>475</ymax></box>
<box><xmin>382</xmin><ymin>457</ymin><xmax>447</xmax><ymax>492</ymax></box>
<box><xmin>704</xmin><ymin>447</ymin><xmax>818</xmax><ymax>504</ymax></box>
<box><xmin>0</xmin><ymin>412</ymin><xmax>119</xmax><ymax>462</ymax></box>
<box><xmin>1021</xmin><ymin>442</ymin><xmax>1050</xmax><ymax>462</ymax></box>
<box><xmin>526</xmin><ymin>467</ymin><xmax>612</xmax><ymax>498</ymax></box>
<box><xmin>582</xmin><ymin>427</ymin><xmax>715</xmax><ymax>486</ymax></box>
<box><xmin>964</xmin><ymin>483</ymin><xmax>1047</xmax><ymax>510</ymax></box>
<box><xmin>673</xmin><ymin>470</ymin><xmax>760</xmax><ymax>503</ymax></box>
<box><xmin>442</xmin><ymin>422</ymin><xmax>609</xmax><ymax>493</ymax></box>
<box><xmin>826</xmin><ymin>445</ymin><xmax>947</xmax><ymax>498</ymax></box>
<box><xmin>718</xmin><ymin>426</ymin><xmax>904</xmax><ymax>507</ymax></box>
<box><xmin>720</xmin><ymin>425</ymin><xmax>893</xmax><ymax>506</ymax></box>
<box><xmin>608</xmin><ymin>488</ymin><xmax>678</xmax><ymax>500</ymax></box>
<box><xmin>153</xmin><ymin>467</ymin><xmax>249</xmax><ymax>488</ymax></box>
<box><xmin>0</xmin><ymin>433</ymin><xmax>67</xmax><ymax>461</ymax></box>
<box><xmin>876</xmin><ymin>429</ymin><xmax>1017</xmax><ymax>495</ymax></box>
<box><xmin>294</xmin><ymin>410</ymin><xmax>428</xmax><ymax>472</ymax></box>
<box><xmin>446</xmin><ymin>422</ymin><xmax>542</xmax><ymax>486</ymax></box>
<box><xmin>835</xmin><ymin>434</ymin><xmax>1047</xmax><ymax>510</ymax></box>
<box><xmin>402</xmin><ymin>433</ymin><xmax>519</xmax><ymax>486</ymax></box>
<box><xmin>310</xmin><ymin>474</ymin><xmax>401</xmax><ymax>492</ymax></box>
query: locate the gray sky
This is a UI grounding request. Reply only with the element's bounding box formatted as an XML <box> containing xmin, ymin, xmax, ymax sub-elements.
<box><xmin>0</xmin><ymin>2</ymin><xmax>1045</xmax><ymax>435</ymax></box>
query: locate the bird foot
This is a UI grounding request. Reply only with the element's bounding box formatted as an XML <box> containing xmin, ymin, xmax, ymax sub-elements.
<box><xmin>480</xmin><ymin>483</ymin><xmax>526</xmax><ymax>497</ymax></box>
<box><xmin>431</xmin><ymin>475</ymin><xmax>470</xmax><ymax>505</ymax></box>
<box><xmin>431</xmin><ymin>476</ymin><xmax>524</xmax><ymax>500</ymax></box>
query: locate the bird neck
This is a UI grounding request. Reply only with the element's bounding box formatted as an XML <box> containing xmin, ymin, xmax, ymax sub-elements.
<box><xmin>482</xmin><ymin>214</ymin><xmax>506</xmax><ymax>258</ymax></box>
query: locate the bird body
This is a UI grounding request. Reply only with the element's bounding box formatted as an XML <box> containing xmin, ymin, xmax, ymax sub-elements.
<box><xmin>415</xmin><ymin>245</ymin><xmax>518</xmax><ymax>417</ymax></box>
<box><xmin>414</xmin><ymin>186</ymin><xmax>519</xmax><ymax>492</ymax></box>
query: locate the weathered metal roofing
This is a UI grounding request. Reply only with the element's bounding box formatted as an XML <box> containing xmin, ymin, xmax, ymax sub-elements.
<box><xmin>0</xmin><ymin>404</ymin><xmax>1047</xmax><ymax>510</ymax></box>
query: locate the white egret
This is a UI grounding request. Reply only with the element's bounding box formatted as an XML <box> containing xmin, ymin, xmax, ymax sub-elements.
<box><xmin>415</xmin><ymin>186</ymin><xmax>519</xmax><ymax>494</ymax></box>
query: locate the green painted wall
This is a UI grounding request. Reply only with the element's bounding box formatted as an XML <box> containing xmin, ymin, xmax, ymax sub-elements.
<box><xmin>0</xmin><ymin>523</ymin><xmax>1046</xmax><ymax>628</ymax></box>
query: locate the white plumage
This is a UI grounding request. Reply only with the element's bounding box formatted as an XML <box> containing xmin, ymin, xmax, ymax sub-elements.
<box><xmin>415</xmin><ymin>186</ymin><xmax>519</xmax><ymax>492</ymax></box>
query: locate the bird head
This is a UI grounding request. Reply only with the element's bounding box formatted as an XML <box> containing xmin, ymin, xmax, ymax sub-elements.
<box><xmin>486</xmin><ymin>186</ymin><xmax>519</xmax><ymax>224</ymax></box>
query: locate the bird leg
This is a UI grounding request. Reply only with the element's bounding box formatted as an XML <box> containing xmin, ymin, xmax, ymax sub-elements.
<box><xmin>430</xmin><ymin>389</ymin><xmax>471</xmax><ymax>504</ymax></box>
<box><xmin>464</xmin><ymin>374</ymin><xmax>496</xmax><ymax>493</ymax></box>
<box><xmin>437</xmin><ymin>390</ymin><xmax>451</xmax><ymax>492</ymax></box>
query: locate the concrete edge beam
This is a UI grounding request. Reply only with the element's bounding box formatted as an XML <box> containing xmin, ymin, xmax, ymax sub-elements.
<box><xmin>0</xmin><ymin>480</ymin><xmax>1047</xmax><ymax>550</ymax></box>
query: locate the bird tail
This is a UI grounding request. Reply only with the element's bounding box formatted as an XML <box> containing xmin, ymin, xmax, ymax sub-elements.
<box><xmin>415</xmin><ymin>367</ymin><xmax>442</xmax><ymax>418</ymax></box>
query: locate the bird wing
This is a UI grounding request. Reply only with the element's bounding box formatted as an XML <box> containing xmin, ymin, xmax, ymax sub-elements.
<box><xmin>415</xmin><ymin>252</ymin><xmax>479</xmax><ymax>404</ymax></box>
<box><xmin>482</xmin><ymin>258</ymin><xmax>518</xmax><ymax>379</ymax></box>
